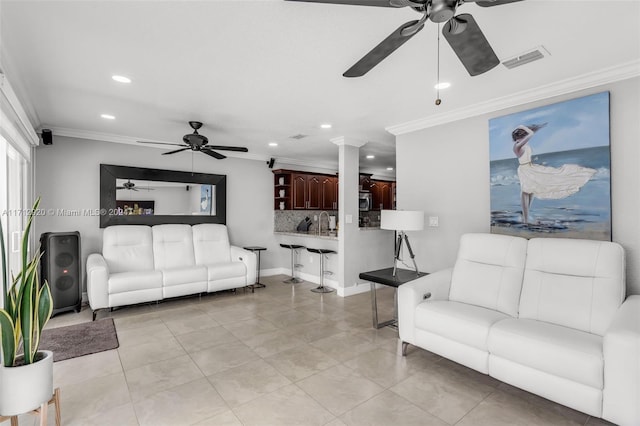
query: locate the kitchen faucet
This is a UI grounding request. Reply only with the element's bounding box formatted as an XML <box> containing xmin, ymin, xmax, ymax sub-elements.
<box><xmin>318</xmin><ymin>211</ymin><xmax>330</xmax><ymax>236</ymax></box>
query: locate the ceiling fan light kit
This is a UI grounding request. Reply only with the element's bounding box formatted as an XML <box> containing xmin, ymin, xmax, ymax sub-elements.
<box><xmin>137</xmin><ymin>121</ymin><xmax>248</xmax><ymax>160</ymax></box>
<box><xmin>287</xmin><ymin>0</ymin><xmax>524</xmax><ymax>77</ymax></box>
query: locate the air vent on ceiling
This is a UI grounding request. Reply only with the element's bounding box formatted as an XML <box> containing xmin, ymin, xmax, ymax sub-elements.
<box><xmin>502</xmin><ymin>46</ymin><xmax>550</xmax><ymax>70</ymax></box>
<box><xmin>289</xmin><ymin>134</ymin><xmax>308</xmax><ymax>140</ymax></box>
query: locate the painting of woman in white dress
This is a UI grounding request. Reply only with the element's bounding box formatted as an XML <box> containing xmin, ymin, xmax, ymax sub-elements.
<box><xmin>490</xmin><ymin>92</ymin><xmax>611</xmax><ymax>241</ymax></box>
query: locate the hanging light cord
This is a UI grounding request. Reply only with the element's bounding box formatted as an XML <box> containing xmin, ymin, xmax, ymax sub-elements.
<box><xmin>436</xmin><ymin>23</ymin><xmax>442</xmax><ymax>106</ymax></box>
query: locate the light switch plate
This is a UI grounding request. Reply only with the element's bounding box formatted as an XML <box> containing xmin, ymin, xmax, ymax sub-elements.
<box><xmin>429</xmin><ymin>216</ymin><xmax>439</xmax><ymax>227</ymax></box>
<box><xmin>346</xmin><ymin>214</ymin><xmax>353</xmax><ymax>224</ymax></box>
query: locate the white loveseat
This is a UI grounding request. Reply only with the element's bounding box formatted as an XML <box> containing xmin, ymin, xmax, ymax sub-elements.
<box><xmin>87</xmin><ymin>224</ymin><xmax>256</xmax><ymax>320</ymax></box>
<box><xmin>398</xmin><ymin>233</ymin><xmax>640</xmax><ymax>426</ymax></box>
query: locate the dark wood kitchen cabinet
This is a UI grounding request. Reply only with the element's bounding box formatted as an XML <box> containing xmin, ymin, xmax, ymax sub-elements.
<box><xmin>292</xmin><ymin>174</ymin><xmax>321</xmax><ymax>210</ymax></box>
<box><xmin>273</xmin><ymin>170</ymin><xmax>292</xmax><ymax>210</ymax></box>
<box><xmin>370</xmin><ymin>179</ymin><xmax>394</xmax><ymax>211</ymax></box>
<box><xmin>321</xmin><ymin>176</ymin><xmax>339</xmax><ymax>210</ymax></box>
<box><xmin>274</xmin><ymin>169</ymin><xmax>337</xmax><ymax>210</ymax></box>
<box><xmin>359</xmin><ymin>174</ymin><xmax>372</xmax><ymax>192</ymax></box>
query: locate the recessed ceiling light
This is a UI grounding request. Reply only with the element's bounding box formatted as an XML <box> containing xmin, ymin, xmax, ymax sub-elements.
<box><xmin>112</xmin><ymin>75</ymin><xmax>131</xmax><ymax>84</ymax></box>
<box><xmin>320</xmin><ymin>123</ymin><xmax>332</xmax><ymax>129</ymax></box>
<box><xmin>366</xmin><ymin>155</ymin><xmax>375</xmax><ymax>159</ymax></box>
<box><xmin>434</xmin><ymin>82</ymin><xmax>451</xmax><ymax>90</ymax></box>
<box><xmin>101</xmin><ymin>114</ymin><xmax>115</xmax><ymax>120</ymax></box>
<box><xmin>268</xmin><ymin>142</ymin><xmax>278</xmax><ymax>147</ymax></box>
<box><xmin>387</xmin><ymin>167</ymin><xmax>394</xmax><ymax>171</ymax></box>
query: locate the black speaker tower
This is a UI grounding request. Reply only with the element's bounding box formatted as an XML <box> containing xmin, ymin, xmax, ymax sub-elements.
<box><xmin>40</xmin><ymin>232</ymin><xmax>82</xmax><ymax>316</ymax></box>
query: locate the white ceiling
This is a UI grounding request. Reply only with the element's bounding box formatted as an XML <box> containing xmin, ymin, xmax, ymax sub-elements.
<box><xmin>1</xmin><ymin>0</ymin><xmax>639</xmax><ymax>177</ymax></box>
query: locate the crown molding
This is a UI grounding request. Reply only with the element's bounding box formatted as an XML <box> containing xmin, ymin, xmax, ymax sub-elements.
<box><xmin>0</xmin><ymin>51</ymin><xmax>42</xmax><ymax>137</ymax></box>
<box><xmin>386</xmin><ymin>60</ymin><xmax>640</xmax><ymax>136</ymax></box>
<box><xmin>331</xmin><ymin>136</ymin><xmax>367</xmax><ymax>147</ymax></box>
<box><xmin>0</xmin><ymin>73</ymin><xmax>39</xmax><ymax>146</ymax></box>
<box><xmin>49</xmin><ymin>126</ymin><xmax>339</xmax><ymax>171</ymax></box>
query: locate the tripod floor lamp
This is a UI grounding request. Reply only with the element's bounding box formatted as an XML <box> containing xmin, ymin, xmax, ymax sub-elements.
<box><xmin>380</xmin><ymin>210</ymin><xmax>424</xmax><ymax>276</ymax></box>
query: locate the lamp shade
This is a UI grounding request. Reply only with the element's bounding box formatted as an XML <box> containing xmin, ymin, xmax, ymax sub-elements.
<box><xmin>380</xmin><ymin>210</ymin><xmax>424</xmax><ymax>231</ymax></box>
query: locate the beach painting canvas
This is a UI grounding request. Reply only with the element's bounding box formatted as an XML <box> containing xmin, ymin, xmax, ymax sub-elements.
<box><xmin>489</xmin><ymin>92</ymin><xmax>611</xmax><ymax>241</ymax></box>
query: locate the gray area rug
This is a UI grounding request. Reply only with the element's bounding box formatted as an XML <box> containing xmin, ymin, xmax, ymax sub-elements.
<box><xmin>39</xmin><ymin>318</ymin><xmax>119</xmax><ymax>362</ymax></box>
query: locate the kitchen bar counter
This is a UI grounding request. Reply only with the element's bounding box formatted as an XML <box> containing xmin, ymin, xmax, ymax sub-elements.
<box><xmin>274</xmin><ymin>231</ymin><xmax>338</xmax><ymax>241</ymax></box>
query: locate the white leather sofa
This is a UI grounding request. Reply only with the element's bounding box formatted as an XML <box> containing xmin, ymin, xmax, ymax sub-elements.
<box><xmin>398</xmin><ymin>233</ymin><xmax>639</xmax><ymax>425</ymax></box>
<box><xmin>87</xmin><ymin>224</ymin><xmax>256</xmax><ymax>320</ymax></box>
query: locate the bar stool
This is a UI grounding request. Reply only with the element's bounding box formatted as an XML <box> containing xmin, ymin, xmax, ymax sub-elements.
<box><xmin>280</xmin><ymin>244</ymin><xmax>305</xmax><ymax>283</ymax></box>
<box><xmin>306</xmin><ymin>248</ymin><xmax>336</xmax><ymax>293</ymax></box>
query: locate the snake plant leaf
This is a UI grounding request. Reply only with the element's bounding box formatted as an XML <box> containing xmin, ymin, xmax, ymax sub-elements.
<box><xmin>0</xmin><ymin>309</ymin><xmax>16</xmax><ymax>367</ymax></box>
<box><xmin>19</xmin><ymin>262</ymin><xmax>37</xmax><ymax>364</ymax></box>
<box><xmin>20</xmin><ymin>198</ymin><xmax>40</xmax><ymax>290</ymax></box>
<box><xmin>33</xmin><ymin>280</ymin><xmax>53</xmax><ymax>358</ymax></box>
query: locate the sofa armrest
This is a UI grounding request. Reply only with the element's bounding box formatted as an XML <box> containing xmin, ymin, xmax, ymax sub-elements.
<box><xmin>603</xmin><ymin>295</ymin><xmax>640</xmax><ymax>426</ymax></box>
<box><xmin>398</xmin><ymin>268</ymin><xmax>453</xmax><ymax>346</ymax></box>
<box><xmin>230</xmin><ymin>246</ymin><xmax>257</xmax><ymax>285</ymax></box>
<box><xmin>86</xmin><ymin>253</ymin><xmax>110</xmax><ymax>310</ymax></box>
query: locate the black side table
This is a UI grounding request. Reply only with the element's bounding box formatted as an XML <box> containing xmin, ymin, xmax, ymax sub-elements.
<box><xmin>244</xmin><ymin>246</ymin><xmax>267</xmax><ymax>292</ymax></box>
<box><xmin>359</xmin><ymin>267</ymin><xmax>428</xmax><ymax>329</ymax></box>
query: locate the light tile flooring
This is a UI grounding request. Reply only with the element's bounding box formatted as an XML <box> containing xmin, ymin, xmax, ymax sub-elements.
<box><xmin>13</xmin><ymin>275</ymin><xmax>614</xmax><ymax>426</ymax></box>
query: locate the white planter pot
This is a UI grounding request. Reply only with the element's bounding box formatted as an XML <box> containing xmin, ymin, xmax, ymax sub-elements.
<box><xmin>0</xmin><ymin>350</ymin><xmax>53</xmax><ymax>416</ymax></box>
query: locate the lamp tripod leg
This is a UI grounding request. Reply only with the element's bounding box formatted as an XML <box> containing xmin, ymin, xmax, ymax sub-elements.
<box><xmin>393</xmin><ymin>233</ymin><xmax>403</xmax><ymax>276</ymax></box>
<box><xmin>403</xmin><ymin>233</ymin><xmax>419</xmax><ymax>273</ymax></box>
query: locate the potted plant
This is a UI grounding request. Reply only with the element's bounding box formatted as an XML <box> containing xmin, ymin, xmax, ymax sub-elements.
<box><xmin>0</xmin><ymin>197</ymin><xmax>54</xmax><ymax>416</ymax></box>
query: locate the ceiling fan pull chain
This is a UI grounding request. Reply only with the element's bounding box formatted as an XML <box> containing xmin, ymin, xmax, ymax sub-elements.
<box><xmin>435</xmin><ymin>22</ymin><xmax>442</xmax><ymax>106</ymax></box>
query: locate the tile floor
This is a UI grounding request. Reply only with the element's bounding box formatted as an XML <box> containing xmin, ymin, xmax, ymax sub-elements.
<box><xmin>13</xmin><ymin>275</ymin><xmax>614</xmax><ymax>426</ymax></box>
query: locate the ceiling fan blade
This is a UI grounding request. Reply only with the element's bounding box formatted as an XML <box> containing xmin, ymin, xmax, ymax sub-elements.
<box><xmin>442</xmin><ymin>14</ymin><xmax>499</xmax><ymax>76</ymax></box>
<box><xmin>205</xmin><ymin>146</ymin><xmax>249</xmax><ymax>153</ymax></box>
<box><xmin>475</xmin><ymin>0</ymin><xmax>523</xmax><ymax>7</ymax></box>
<box><xmin>343</xmin><ymin>20</ymin><xmax>424</xmax><ymax>77</ymax></box>
<box><xmin>137</xmin><ymin>141</ymin><xmax>185</xmax><ymax>147</ymax></box>
<box><xmin>201</xmin><ymin>150</ymin><xmax>226</xmax><ymax>160</ymax></box>
<box><xmin>285</xmin><ymin>0</ymin><xmax>403</xmax><ymax>7</ymax></box>
<box><xmin>116</xmin><ymin>187</ymin><xmax>125</xmax><ymax>190</ymax></box>
<box><xmin>162</xmin><ymin>147</ymin><xmax>191</xmax><ymax>155</ymax></box>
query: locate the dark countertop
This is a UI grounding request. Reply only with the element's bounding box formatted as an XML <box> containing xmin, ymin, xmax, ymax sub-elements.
<box><xmin>274</xmin><ymin>230</ymin><xmax>338</xmax><ymax>241</ymax></box>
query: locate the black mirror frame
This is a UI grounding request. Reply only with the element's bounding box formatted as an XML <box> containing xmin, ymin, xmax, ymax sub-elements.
<box><xmin>100</xmin><ymin>164</ymin><xmax>226</xmax><ymax>228</ymax></box>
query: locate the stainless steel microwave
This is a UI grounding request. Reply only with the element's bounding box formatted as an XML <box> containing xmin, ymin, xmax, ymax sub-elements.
<box><xmin>359</xmin><ymin>192</ymin><xmax>371</xmax><ymax>211</ymax></box>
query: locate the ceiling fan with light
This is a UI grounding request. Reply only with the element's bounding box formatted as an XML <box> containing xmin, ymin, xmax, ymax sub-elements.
<box><xmin>116</xmin><ymin>179</ymin><xmax>154</xmax><ymax>191</ymax></box>
<box><xmin>286</xmin><ymin>0</ymin><xmax>523</xmax><ymax>77</ymax></box>
<box><xmin>138</xmin><ymin>121</ymin><xmax>249</xmax><ymax>160</ymax></box>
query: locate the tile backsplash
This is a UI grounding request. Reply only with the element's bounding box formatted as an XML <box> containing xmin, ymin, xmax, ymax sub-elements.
<box><xmin>274</xmin><ymin>210</ymin><xmax>338</xmax><ymax>232</ymax></box>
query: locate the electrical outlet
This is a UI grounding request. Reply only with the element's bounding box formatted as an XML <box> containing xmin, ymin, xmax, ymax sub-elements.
<box><xmin>314</xmin><ymin>215</ymin><xmax>318</xmax><ymax>221</ymax></box>
<box><xmin>309</xmin><ymin>256</ymin><xmax>313</xmax><ymax>263</ymax></box>
<box><xmin>346</xmin><ymin>214</ymin><xmax>353</xmax><ymax>223</ymax></box>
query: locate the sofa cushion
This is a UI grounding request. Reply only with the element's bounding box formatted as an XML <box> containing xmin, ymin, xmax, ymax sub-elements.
<box><xmin>205</xmin><ymin>261</ymin><xmax>247</xmax><ymax>281</ymax></box>
<box><xmin>520</xmin><ymin>238</ymin><xmax>625</xmax><ymax>336</ymax></box>
<box><xmin>103</xmin><ymin>225</ymin><xmax>154</xmax><ymax>273</ymax></box>
<box><xmin>192</xmin><ymin>224</ymin><xmax>232</xmax><ymax>265</ymax></box>
<box><xmin>415</xmin><ymin>300</ymin><xmax>510</xmax><ymax>351</ymax></box>
<box><xmin>449</xmin><ymin>233</ymin><xmax>528</xmax><ymax>317</ymax></box>
<box><xmin>152</xmin><ymin>224</ymin><xmax>196</xmax><ymax>270</ymax></box>
<box><xmin>488</xmin><ymin>318</ymin><xmax>603</xmax><ymax>389</ymax></box>
<box><xmin>108</xmin><ymin>270</ymin><xmax>162</xmax><ymax>294</ymax></box>
<box><xmin>161</xmin><ymin>266</ymin><xmax>208</xmax><ymax>288</ymax></box>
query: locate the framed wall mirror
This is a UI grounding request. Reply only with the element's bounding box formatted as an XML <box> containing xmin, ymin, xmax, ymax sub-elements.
<box><xmin>100</xmin><ymin>164</ymin><xmax>226</xmax><ymax>228</ymax></box>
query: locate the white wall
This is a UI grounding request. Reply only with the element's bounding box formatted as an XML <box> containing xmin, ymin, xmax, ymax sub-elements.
<box><xmin>34</xmin><ymin>136</ymin><xmax>282</xmax><ymax>288</ymax></box>
<box><xmin>396</xmin><ymin>77</ymin><xmax>640</xmax><ymax>296</ymax></box>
